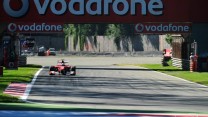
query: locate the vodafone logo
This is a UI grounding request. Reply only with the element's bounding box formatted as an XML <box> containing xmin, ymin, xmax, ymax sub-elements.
<box><xmin>135</xmin><ymin>23</ymin><xmax>145</xmax><ymax>33</ymax></box>
<box><xmin>8</xmin><ymin>23</ymin><xmax>17</xmax><ymax>32</ymax></box>
<box><xmin>7</xmin><ymin>23</ymin><xmax>63</xmax><ymax>32</ymax></box>
<box><xmin>135</xmin><ymin>23</ymin><xmax>192</xmax><ymax>33</ymax></box>
<box><xmin>3</xmin><ymin>0</ymin><xmax>29</xmax><ymax>18</ymax></box>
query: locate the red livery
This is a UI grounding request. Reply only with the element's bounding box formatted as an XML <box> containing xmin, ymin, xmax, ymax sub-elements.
<box><xmin>49</xmin><ymin>59</ymin><xmax>76</xmax><ymax>75</ymax></box>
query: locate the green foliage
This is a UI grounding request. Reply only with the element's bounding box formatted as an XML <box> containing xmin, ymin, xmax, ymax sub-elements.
<box><xmin>165</xmin><ymin>34</ymin><xmax>173</xmax><ymax>45</ymax></box>
<box><xmin>64</xmin><ymin>24</ymin><xmax>100</xmax><ymax>51</ymax></box>
<box><xmin>64</xmin><ymin>24</ymin><xmax>76</xmax><ymax>36</ymax></box>
<box><xmin>139</xmin><ymin>64</ymin><xmax>208</xmax><ymax>86</ymax></box>
<box><xmin>79</xmin><ymin>35</ymin><xmax>85</xmax><ymax>51</ymax></box>
<box><xmin>64</xmin><ymin>24</ymin><xmax>76</xmax><ymax>50</ymax></box>
<box><xmin>105</xmin><ymin>24</ymin><xmax>134</xmax><ymax>51</ymax></box>
<box><xmin>106</xmin><ymin>24</ymin><xmax>123</xmax><ymax>50</ymax></box>
<box><xmin>78</xmin><ymin>24</ymin><xmax>92</xmax><ymax>51</ymax></box>
<box><xmin>106</xmin><ymin>24</ymin><xmax>133</xmax><ymax>39</ymax></box>
<box><xmin>106</xmin><ymin>24</ymin><xmax>121</xmax><ymax>39</ymax></box>
<box><xmin>64</xmin><ymin>24</ymin><xmax>134</xmax><ymax>51</ymax></box>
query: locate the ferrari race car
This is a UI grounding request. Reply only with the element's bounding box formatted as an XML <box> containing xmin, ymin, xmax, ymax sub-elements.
<box><xmin>49</xmin><ymin>60</ymin><xmax>76</xmax><ymax>75</ymax></box>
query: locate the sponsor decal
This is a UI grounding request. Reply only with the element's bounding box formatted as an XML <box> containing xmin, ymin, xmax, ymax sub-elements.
<box><xmin>8</xmin><ymin>23</ymin><xmax>17</xmax><ymax>32</ymax></box>
<box><xmin>135</xmin><ymin>23</ymin><xmax>192</xmax><ymax>33</ymax></box>
<box><xmin>7</xmin><ymin>23</ymin><xmax>63</xmax><ymax>32</ymax></box>
<box><xmin>3</xmin><ymin>0</ymin><xmax>164</xmax><ymax>18</ymax></box>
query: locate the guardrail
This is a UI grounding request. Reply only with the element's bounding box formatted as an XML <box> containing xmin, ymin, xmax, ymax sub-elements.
<box><xmin>60</xmin><ymin>51</ymin><xmax>163</xmax><ymax>57</ymax></box>
<box><xmin>172</xmin><ymin>57</ymin><xmax>190</xmax><ymax>70</ymax></box>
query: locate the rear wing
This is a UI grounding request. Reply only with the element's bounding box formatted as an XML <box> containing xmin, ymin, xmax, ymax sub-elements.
<box><xmin>57</xmin><ymin>60</ymin><xmax>69</xmax><ymax>63</ymax></box>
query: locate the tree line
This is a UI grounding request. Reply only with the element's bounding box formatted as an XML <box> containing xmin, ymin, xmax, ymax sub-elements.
<box><xmin>64</xmin><ymin>24</ymin><xmax>135</xmax><ymax>51</ymax></box>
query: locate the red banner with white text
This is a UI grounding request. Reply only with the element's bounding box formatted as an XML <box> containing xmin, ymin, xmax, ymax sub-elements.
<box><xmin>0</xmin><ymin>0</ymin><xmax>208</xmax><ymax>23</ymax></box>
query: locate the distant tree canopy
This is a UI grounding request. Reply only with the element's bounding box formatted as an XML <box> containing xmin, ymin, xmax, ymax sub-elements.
<box><xmin>64</xmin><ymin>24</ymin><xmax>134</xmax><ymax>50</ymax></box>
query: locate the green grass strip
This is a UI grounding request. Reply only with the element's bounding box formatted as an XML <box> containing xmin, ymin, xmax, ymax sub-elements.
<box><xmin>139</xmin><ymin>64</ymin><xmax>208</xmax><ymax>86</ymax></box>
<box><xmin>0</xmin><ymin>65</ymin><xmax>41</xmax><ymax>102</ymax></box>
<box><xmin>0</xmin><ymin>103</ymin><xmax>205</xmax><ymax>114</ymax></box>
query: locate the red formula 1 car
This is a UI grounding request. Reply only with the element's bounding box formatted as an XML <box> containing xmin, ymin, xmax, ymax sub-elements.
<box><xmin>49</xmin><ymin>60</ymin><xmax>76</xmax><ymax>75</ymax></box>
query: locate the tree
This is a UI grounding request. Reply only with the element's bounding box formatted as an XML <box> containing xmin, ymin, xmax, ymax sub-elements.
<box><xmin>106</xmin><ymin>24</ymin><xmax>133</xmax><ymax>39</ymax></box>
<box><xmin>165</xmin><ymin>34</ymin><xmax>173</xmax><ymax>45</ymax></box>
<box><xmin>105</xmin><ymin>24</ymin><xmax>134</xmax><ymax>51</ymax></box>
<box><xmin>64</xmin><ymin>24</ymin><xmax>99</xmax><ymax>51</ymax></box>
<box><xmin>64</xmin><ymin>23</ymin><xmax>134</xmax><ymax>51</ymax></box>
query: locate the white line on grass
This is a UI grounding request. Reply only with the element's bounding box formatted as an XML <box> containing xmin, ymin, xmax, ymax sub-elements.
<box><xmin>21</xmin><ymin>67</ymin><xmax>44</xmax><ymax>101</ymax></box>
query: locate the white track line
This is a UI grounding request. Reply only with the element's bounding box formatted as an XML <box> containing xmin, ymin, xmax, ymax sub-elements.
<box><xmin>21</xmin><ymin>67</ymin><xmax>43</xmax><ymax>101</ymax></box>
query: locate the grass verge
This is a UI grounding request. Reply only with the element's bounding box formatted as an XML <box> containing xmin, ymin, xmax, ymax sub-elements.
<box><xmin>0</xmin><ymin>103</ymin><xmax>200</xmax><ymax>114</ymax></box>
<box><xmin>0</xmin><ymin>65</ymin><xmax>41</xmax><ymax>102</ymax></box>
<box><xmin>138</xmin><ymin>64</ymin><xmax>208</xmax><ymax>86</ymax></box>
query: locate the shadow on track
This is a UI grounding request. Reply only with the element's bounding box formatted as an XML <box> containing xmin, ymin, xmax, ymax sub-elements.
<box><xmin>77</xmin><ymin>67</ymin><xmax>181</xmax><ymax>72</ymax></box>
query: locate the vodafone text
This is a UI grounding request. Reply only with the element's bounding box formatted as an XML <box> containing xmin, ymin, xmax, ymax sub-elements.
<box><xmin>3</xmin><ymin>0</ymin><xmax>163</xmax><ymax>18</ymax></box>
<box><xmin>135</xmin><ymin>23</ymin><xmax>191</xmax><ymax>33</ymax></box>
<box><xmin>8</xmin><ymin>23</ymin><xmax>63</xmax><ymax>32</ymax></box>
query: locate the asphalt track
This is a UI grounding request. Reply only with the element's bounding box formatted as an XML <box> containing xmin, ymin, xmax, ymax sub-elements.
<box><xmin>26</xmin><ymin>57</ymin><xmax>208</xmax><ymax>113</ymax></box>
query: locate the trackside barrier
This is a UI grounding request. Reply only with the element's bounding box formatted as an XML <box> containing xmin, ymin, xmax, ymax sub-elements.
<box><xmin>0</xmin><ymin>66</ymin><xmax>3</xmax><ymax>77</ymax></box>
<box><xmin>190</xmin><ymin>54</ymin><xmax>198</xmax><ymax>72</ymax></box>
<box><xmin>172</xmin><ymin>58</ymin><xmax>189</xmax><ymax>70</ymax></box>
<box><xmin>18</xmin><ymin>56</ymin><xmax>27</xmax><ymax>66</ymax></box>
<box><xmin>190</xmin><ymin>60</ymin><xmax>194</xmax><ymax>72</ymax></box>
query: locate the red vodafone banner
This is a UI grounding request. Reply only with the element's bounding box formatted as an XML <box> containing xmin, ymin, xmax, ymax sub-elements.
<box><xmin>0</xmin><ymin>0</ymin><xmax>207</xmax><ymax>23</ymax></box>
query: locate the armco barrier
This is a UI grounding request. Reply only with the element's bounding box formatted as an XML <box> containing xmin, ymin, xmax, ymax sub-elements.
<box><xmin>18</xmin><ymin>56</ymin><xmax>27</xmax><ymax>66</ymax></box>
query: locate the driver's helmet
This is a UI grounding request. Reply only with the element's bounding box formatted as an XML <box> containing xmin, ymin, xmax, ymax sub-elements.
<box><xmin>61</xmin><ymin>59</ymin><xmax>65</xmax><ymax>66</ymax></box>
